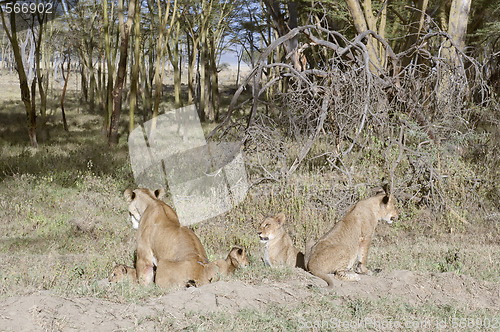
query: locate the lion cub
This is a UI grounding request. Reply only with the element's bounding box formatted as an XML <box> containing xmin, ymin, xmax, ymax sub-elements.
<box><xmin>108</xmin><ymin>264</ymin><xmax>137</xmax><ymax>283</ymax></box>
<box><xmin>307</xmin><ymin>185</ymin><xmax>398</xmax><ymax>286</ymax></box>
<box><xmin>257</xmin><ymin>213</ymin><xmax>305</xmax><ymax>269</ymax></box>
<box><xmin>207</xmin><ymin>246</ymin><xmax>250</xmax><ymax>281</ymax></box>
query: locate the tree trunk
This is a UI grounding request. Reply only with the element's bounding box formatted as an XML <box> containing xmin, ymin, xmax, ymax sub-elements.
<box><xmin>345</xmin><ymin>0</ymin><xmax>381</xmax><ymax>73</ymax></box>
<box><xmin>61</xmin><ymin>56</ymin><xmax>70</xmax><ymax>131</ymax></box>
<box><xmin>102</xmin><ymin>0</ymin><xmax>115</xmax><ymax>137</ymax></box>
<box><xmin>0</xmin><ymin>8</ymin><xmax>37</xmax><ymax>147</ymax></box>
<box><xmin>109</xmin><ymin>0</ymin><xmax>136</xmax><ymax>145</ymax></box>
<box><xmin>438</xmin><ymin>0</ymin><xmax>472</xmax><ymax>111</ymax></box>
<box><xmin>128</xmin><ymin>0</ymin><xmax>141</xmax><ymax>133</ymax></box>
<box><xmin>167</xmin><ymin>15</ymin><xmax>182</xmax><ymax>108</ymax></box>
<box><xmin>34</xmin><ymin>25</ymin><xmax>48</xmax><ymax>141</ymax></box>
<box><xmin>443</xmin><ymin>0</ymin><xmax>471</xmax><ymax>65</ymax></box>
<box><xmin>199</xmin><ymin>24</ymin><xmax>207</xmax><ymax>121</ymax></box>
<box><xmin>401</xmin><ymin>0</ymin><xmax>429</xmax><ymax>67</ymax></box>
<box><xmin>209</xmin><ymin>37</ymin><xmax>219</xmax><ymax>121</ymax></box>
<box><xmin>187</xmin><ymin>36</ymin><xmax>197</xmax><ymax>104</ymax></box>
<box><xmin>150</xmin><ymin>0</ymin><xmax>177</xmax><ymax>131</ymax></box>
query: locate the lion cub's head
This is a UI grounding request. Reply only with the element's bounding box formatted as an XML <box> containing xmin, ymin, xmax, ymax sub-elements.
<box><xmin>376</xmin><ymin>184</ymin><xmax>399</xmax><ymax>224</ymax></box>
<box><xmin>123</xmin><ymin>188</ymin><xmax>165</xmax><ymax>229</ymax></box>
<box><xmin>108</xmin><ymin>264</ymin><xmax>135</xmax><ymax>283</ymax></box>
<box><xmin>257</xmin><ymin>213</ymin><xmax>286</xmax><ymax>243</ymax></box>
<box><xmin>228</xmin><ymin>246</ymin><xmax>250</xmax><ymax>268</ymax></box>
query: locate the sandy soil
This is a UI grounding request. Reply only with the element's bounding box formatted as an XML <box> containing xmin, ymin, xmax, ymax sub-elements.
<box><xmin>0</xmin><ymin>269</ymin><xmax>498</xmax><ymax>331</ymax></box>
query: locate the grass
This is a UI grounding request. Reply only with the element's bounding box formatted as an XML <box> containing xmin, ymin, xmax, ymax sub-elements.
<box><xmin>0</xmin><ymin>71</ymin><xmax>499</xmax><ymax>329</ymax></box>
<box><xmin>143</xmin><ymin>293</ymin><xmax>499</xmax><ymax>331</ymax></box>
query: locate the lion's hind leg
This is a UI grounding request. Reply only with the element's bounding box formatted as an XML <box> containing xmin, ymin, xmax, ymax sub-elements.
<box><xmin>135</xmin><ymin>259</ymin><xmax>154</xmax><ymax>285</ymax></box>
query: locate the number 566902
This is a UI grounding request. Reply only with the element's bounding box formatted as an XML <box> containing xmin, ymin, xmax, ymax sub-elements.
<box><xmin>3</xmin><ymin>2</ymin><xmax>53</xmax><ymax>15</ymax></box>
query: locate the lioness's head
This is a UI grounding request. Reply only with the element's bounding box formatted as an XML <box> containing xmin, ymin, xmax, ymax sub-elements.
<box><xmin>257</xmin><ymin>213</ymin><xmax>286</xmax><ymax>243</ymax></box>
<box><xmin>228</xmin><ymin>246</ymin><xmax>250</xmax><ymax>268</ymax></box>
<box><xmin>376</xmin><ymin>184</ymin><xmax>399</xmax><ymax>224</ymax></box>
<box><xmin>123</xmin><ymin>188</ymin><xmax>166</xmax><ymax>229</ymax></box>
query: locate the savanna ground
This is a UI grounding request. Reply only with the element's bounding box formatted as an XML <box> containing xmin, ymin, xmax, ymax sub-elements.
<box><xmin>0</xmin><ymin>69</ymin><xmax>499</xmax><ymax>331</ymax></box>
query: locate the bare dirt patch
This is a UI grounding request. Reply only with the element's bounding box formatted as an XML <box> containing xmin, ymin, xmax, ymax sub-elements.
<box><xmin>1</xmin><ymin>269</ymin><xmax>498</xmax><ymax>331</ymax></box>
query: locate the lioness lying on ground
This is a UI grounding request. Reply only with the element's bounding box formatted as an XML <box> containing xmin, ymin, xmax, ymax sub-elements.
<box><xmin>307</xmin><ymin>185</ymin><xmax>398</xmax><ymax>286</ymax></box>
<box><xmin>257</xmin><ymin>213</ymin><xmax>305</xmax><ymax>269</ymax></box>
<box><xmin>108</xmin><ymin>264</ymin><xmax>137</xmax><ymax>283</ymax></box>
<box><xmin>124</xmin><ymin>188</ymin><xmax>209</xmax><ymax>287</ymax></box>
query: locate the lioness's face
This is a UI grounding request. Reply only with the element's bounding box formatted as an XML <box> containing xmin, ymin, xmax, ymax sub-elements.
<box><xmin>257</xmin><ymin>213</ymin><xmax>285</xmax><ymax>243</ymax></box>
<box><xmin>123</xmin><ymin>188</ymin><xmax>166</xmax><ymax>229</ymax></box>
<box><xmin>380</xmin><ymin>194</ymin><xmax>399</xmax><ymax>224</ymax></box>
<box><xmin>229</xmin><ymin>246</ymin><xmax>250</xmax><ymax>268</ymax></box>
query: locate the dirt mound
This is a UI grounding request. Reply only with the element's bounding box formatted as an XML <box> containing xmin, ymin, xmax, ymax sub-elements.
<box><xmin>0</xmin><ymin>270</ymin><xmax>498</xmax><ymax>331</ymax></box>
<box><xmin>310</xmin><ymin>269</ymin><xmax>500</xmax><ymax>309</ymax></box>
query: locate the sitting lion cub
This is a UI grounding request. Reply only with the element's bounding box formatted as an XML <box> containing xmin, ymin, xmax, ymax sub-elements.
<box><xmin>108</xmin><ymin>264</ymin><xmax>137</xmax><ymax>283</ymax></box>
<box><xmin>257</xmin><ymin>213</ymin><xmax>305</xmax><ymax>269</ymax></box>
<box><xmin>207</xmin><ymin>246</ymin><xmax>250</xmax><ymax>281</ymax></box>
<box><xmin>307</xmin><ymin>185</ymin><xmax>398</xmax><ymax>286</ymax></box>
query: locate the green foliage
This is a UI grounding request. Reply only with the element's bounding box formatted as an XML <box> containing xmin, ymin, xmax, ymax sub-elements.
<box><xmin>434</xmin><ymin>248</ymin><xmax>463</xmax><ymax>274</ymax></box>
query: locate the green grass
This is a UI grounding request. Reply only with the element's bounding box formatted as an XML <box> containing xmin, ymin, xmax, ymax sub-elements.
<box><xmin>0</xmin><ymin>74</ymin><xmax>498</xmax><ymax>329</ymax></box>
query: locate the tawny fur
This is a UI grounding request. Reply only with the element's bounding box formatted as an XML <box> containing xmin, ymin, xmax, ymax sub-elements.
<box><xmin>155</xmin><ymin>258</ymin><xmax>215</xmax><ymax>288</ymax></box>
<box><xmin>124</xmin><ymin>188</ymin><xmax>208</xmax><ymax>287</ymax></box>
<box><xmin>257</xmin><ymin>213</ymin><xmax>305</xmax><ymax>269</ymax></box>
<box><xmin>108</xmin><ymin>264</ymin><xmax>137</xmax><ymax>283</ymax></box>
<box><xmin>206</xmin><ymin>246</ymin><xmax>250</xmax><ymax>281</ymax></box>
<box><xmin>307</xmin><ymin>188</ymin><xmax>399</xmax><ymax>287</ymax></box>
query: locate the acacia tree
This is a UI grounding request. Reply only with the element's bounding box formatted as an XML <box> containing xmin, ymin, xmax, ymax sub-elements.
<box><xmin>109</xmin><ymin>0</ymin><xmax>137</xmax><ymax>145</ymax></box>
<box><xmin>437</xmin><ymin>0</ymin><xmax>472</xmax><ymax>109</ymax></box>
<box><xmin>344</xmin><ymin>0</ymin><xmax>383</xmax><ymax>72</ymax></box>
<box><xmin>166</xmin><ymin>7</ymin><xmax>182</xmax><ymax>108</ymax></box>
<box><xmin>149</xmin><ymin>0</ymin><xmax>178</xmax><ymax>130</ymax></box>
<box><xmin>442</xmin><ymin>0</ymin><xmax>472</xmax><ymax>66</ymax></box>
<box><xmin>0</xmin><ymin>8</ymin><xmax>37</xmax><ymax>147</ymax></box>
<box><xmin>128</xmin><ymin>0</ymin><xmax>141</xmax><ymax>132</ymax></box>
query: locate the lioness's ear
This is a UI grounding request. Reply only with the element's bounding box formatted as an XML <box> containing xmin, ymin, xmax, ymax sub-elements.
<box><xmin>275</xmin><ymin>213</ymin><xmax>286</xmax><ymax>225</ymax></box>
<box><xmin>124</xmin><ymin>189</ymin><xmax>135</xmax><ymax>202</ymax></box>
<box><xmin>154</xmin><ymin>188</ymin><xmax>166</xmax><ymax>200</ymax></box>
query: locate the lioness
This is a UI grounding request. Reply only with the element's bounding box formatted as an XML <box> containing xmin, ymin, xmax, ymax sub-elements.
<box><xmin>257</xmin><ymin>213</ymin><xmax>305</xmax><ymax>269</ymax></box>
<box><xmin>307</xmin><ymin>185</ymin><xmax>398</xmax><ymax>286</ymax></box>
<box><xmin>207</xmin><ymin>246</ymin><xmax>250</xmax><ymax>280</ymax></box>
<box><xmin>108</xmin><ymin>264</ymin><xmax>137</xmax><ymax>283</ymax></box>
<box><xmin>124</xmin><ymin>188</ymin><xmax>209</xmax><ymax>286</ymax></box>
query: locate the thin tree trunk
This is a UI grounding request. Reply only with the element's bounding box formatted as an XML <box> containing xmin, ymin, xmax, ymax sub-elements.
<box><xmin>109</xmin><ymin>0</ymin><xmax>136</xmax><ymax>145</ymax></box>
<box><xmin>199</xmin><ymin>19</ymin><xmax>207</xmax><ymax>121</ymax></box>
<box><xmin>345</xmin><ymin>0</ymin><xmax>381</xmax><ymax>73</ymax></box>
<box><xmin>34</xmin><ymin>25</ymin><xmax>48</xmax><ymax>141</ymax></box>
<box><xmin>60</xmin><ymin>56</ymin><xmax>70</xmax><ymax>132</ymax></box>
<box><xmin>102</xmin><ymin>0</ymin><xmax>115</xmax><ymax>137</ymax></box>
<box><xmin>128</xmin><ymin>0</ymin><xmax>141</xmax><ymax>133</ymax></box>
<box><xmin>0</xmin><ymin>8</ymin><xmax>37</xmax><ymax>147</ymax></box>
<box><xmin>150</xmin><ymin>0</ymin><xmax>177</xmax><ymax>131</ymax></box>
<box><xmin>209</xmin><ymin>37</ymin><xmax>219</xmax><ymax>121</ymax></box>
